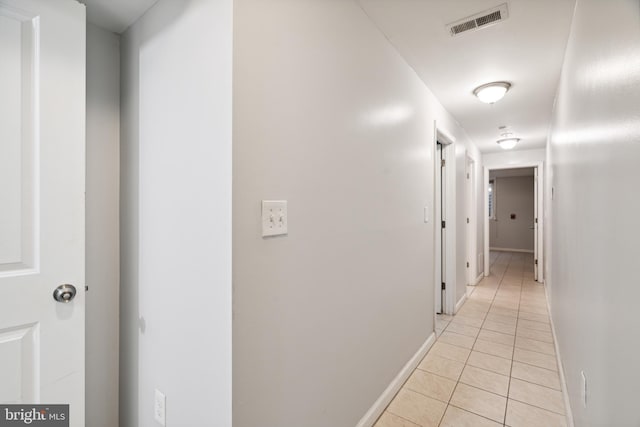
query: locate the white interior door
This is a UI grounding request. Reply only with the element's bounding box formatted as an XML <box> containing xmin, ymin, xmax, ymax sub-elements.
<box><xmin>0</xmin><ymin>0</ymin><xmax>85</xmax><ymax>424</ymax></box>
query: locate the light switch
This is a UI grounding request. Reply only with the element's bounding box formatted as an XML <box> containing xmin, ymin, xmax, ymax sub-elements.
<box><xmin>262</xmin><ymin>200</ymin><xmax>288</xmax><ymax>237</ymax></box>
<box><xmin>424</xmin><ymin>206</ymin><xmax>429</xmax><ymax>223</ymax></box>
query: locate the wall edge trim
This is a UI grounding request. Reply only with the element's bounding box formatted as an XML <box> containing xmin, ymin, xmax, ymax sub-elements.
<box><xmin>489</xmin><ymin>247</ymin><xmax>534</xmax><ymax>254</ymax></box>
<box><xmin>455</xmin><ymin>293</ymin><xmax>467</xmax><ymax>314</ymax></box>
<box><xmin>546</xmin><ymin>287</ymin><xmax>575</xmax><ymax>427</ymax></box>
<box><xmin>355</xmin><ymin>333</ymin><xmax>436</xmax><ymax>427</ymax></box>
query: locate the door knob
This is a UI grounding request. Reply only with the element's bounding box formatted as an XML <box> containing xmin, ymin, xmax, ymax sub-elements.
<box><xmin>53</xmin><ymin>284</ymin><xmax>77</xmax><ymax>303</ymax></box>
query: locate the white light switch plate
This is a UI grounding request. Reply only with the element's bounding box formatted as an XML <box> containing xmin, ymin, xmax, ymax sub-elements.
<box><xmin>154</xmin><ymin>389</ymin><xmax>166</xmax><ymax>426</ymax></box>
<box><xmin>262</xmin><ymin>200</ymin><xmax>288</xmax><ymax>237</ymax></box>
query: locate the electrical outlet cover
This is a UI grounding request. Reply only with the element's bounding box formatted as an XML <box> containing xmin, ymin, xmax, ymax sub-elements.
<box><xmin>154</xmin><ymin>389</ymin><xmax>166</xmax><ymax>426</ymax></box>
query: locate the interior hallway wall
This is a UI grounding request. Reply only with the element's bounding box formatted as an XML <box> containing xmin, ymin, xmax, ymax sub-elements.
<box><xmin>86</xmin><ymin>23</ymin><xmax>120</xmax><ymax>427</ymax></box>
<box><xmin>233</xmin><ymin>1</ymin><xmax>480</xmax><ymax>425</ymax></box>
<box><xmin>489</xmin><ymin>176</ymin><xmax>535</xmax><ymax>252</ymax></box>
<box><xmin>120</xmin><ymin>1</ymin><xmax>233</xmax><ymax>426</ymax></box>
<box><xmin>547</xmin><ymin>0</ymin><xmax>640</xmax><ymax>425</ymax></box>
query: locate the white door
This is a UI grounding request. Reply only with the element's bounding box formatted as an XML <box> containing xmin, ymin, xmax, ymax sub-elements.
<box><xmin>0</xmin><ymin>0</ymin><xmax>85</xmax><ymax>425</ymax></box>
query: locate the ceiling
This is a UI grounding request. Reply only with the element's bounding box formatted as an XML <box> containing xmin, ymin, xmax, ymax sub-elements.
<box><xmin>358</xmin><ymin>0</ymin><xmax>576</xmax><ymax>153</ymax></box>
<box><xmin>81</xmin><ymin>0</ymin><xmax>158</xmax><ymax>34</ymax></box>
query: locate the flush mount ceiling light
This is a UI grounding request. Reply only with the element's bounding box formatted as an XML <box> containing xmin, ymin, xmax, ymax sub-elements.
<box><xmin>473</xmin><ymin>81</ymin><xmax>511</xmax><ymax>104</ymax></box>
<box><xmin>497</xmin><ymin>136</ymin><xmax>520</xmax><ymax>150</ymax></box>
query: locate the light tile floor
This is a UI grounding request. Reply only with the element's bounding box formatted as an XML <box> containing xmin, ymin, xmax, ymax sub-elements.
<box><xmin>374</xmin><ymin>251</ymin><xmax>567</xmax><ymax>427</ymax></box>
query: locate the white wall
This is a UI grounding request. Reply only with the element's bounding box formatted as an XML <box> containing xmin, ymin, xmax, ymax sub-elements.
<box><xmin>547</xmin><ymin>0</ymin><xmax>640</xmax><ymax>425</ymax></box>
<box><xmin>483</xmin><ymin>148</ymin><xmax>545</xmax><ymax>169</ymax></box>
<box><xmin>232</xmin><ymin>1</ymin><xmax>480</xmax><ymax>425</ymax></box>
<box><xmin>86</xmin><ymin>23</ymin><xmax>119</xmax><ymax>427</ymax></box>
<box><xmin>489</xmin><ymin>176</ymin><xmax>535</xmax><ymax>251</ymax></box>
<box><xmin>120</xmin><ymin>1</ymin><xmax>233</xmax><ymax>426</ymax></box>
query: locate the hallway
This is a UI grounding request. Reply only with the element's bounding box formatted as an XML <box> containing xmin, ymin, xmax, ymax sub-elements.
<box><xmin>375</xmin><ymin>252</ymin><xmax>566</xmax><ymax>427</ymax></box>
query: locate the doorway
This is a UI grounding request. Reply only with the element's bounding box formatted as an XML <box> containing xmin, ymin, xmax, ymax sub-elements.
<box><xmin>484</xmin><ymin>165</ymin><xmax>544</xmax><ymax>281</ymax></box>
<box><xmin>434</xmin><ymin>127</ymin><xmax>455</xmax><ymax>315</ymax></box>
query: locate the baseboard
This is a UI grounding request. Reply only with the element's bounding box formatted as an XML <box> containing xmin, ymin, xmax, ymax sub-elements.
<box><xmin>356</xmin><ymin>333</ymin><xmax>436</xmax><ymax>427</ymax></box>
<box><xmin>490</xmin><ymin>247</ymin><xmax>534</xmax><ymax>254</ymax></box>
<box><xmin>473</xmin><ymin>272</ymin><xmax>483</xmax><ymax>286</ymax></box>
<box><xmin>455</xmin><ymin>293</ymin><xmax>467</xmax><ymax>314</ymax></box>
<box><xmin>545</xmin><ymin>287</ymin><xmax>575</xmax><ymax>427</ymax></box>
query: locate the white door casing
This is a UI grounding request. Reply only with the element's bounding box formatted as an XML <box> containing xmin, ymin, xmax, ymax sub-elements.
<box><xmin>0</xmin><ymin>0</ymin><xmax>85</xmax><ymax>425</ymax></box>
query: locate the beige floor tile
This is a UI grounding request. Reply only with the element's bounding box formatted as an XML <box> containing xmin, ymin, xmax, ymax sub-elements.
<box><xmin>374</xmin><ymin>411</ymin><xmax>421</xmax><ymax>427</ymax></box>
<box><xmin>515</xmin><ymin>336</ymin><xmax>556</xmax><ymax>356</ymax></box>
<box><xmin>387</xmin><ymin>388</ymin><xmax>447</xmax><ymax>427</ymax></box>
<box><xmin>438</xmin><ymin>331</ymin><xmax>476</xmax><ymax>349</ymax></box>
<box><xmin>418</xmin><ymin>354</ymin><xmax>465</xmax><ymax>381</ymax></box>
<box><xmin>456</xmin><ymin>308</ymin><xmax>487</xmax><ymax>320</ymax></box>
<box><xmin>451</xmin><ymin>315</ymin><xmax>484</xmax><ymax>328</ymax></box>
<box><xmin>429</xmin><ymin>342</ymin><xmax>471</xmax><ymax>363</ymax></box>
<box><xmin>517</xmin><ymin>319</ymin><xmax>551</xmax><ymax>332</ymax></box>
<box><xmin>518</xmin><ymin>304</ymin><xmax>548</xmax><ymax>315</ymax></box>
<box><xmin>505</xmin><ymin>399</ymin><xmax>567</xmax><ymax>427</ymax></box>
<box><xmin>440</xmin><ymin>405</ymin><xmax>502</xmax><ymax>427</ymax></box>
<box><xmin>478</xmin><ymin>329</ymin><xmax>515</xmax><ymax>346</ymax></box>
<box><xmin>513</xmin><ymin>348</ymin><xmax>557</xmax><ymax>371</ymax></box>
<box><xmin>459</xmin><ymin>365</ymin><xmax>509</xmax><ymax>396</ymax></box>
<box><xmin>436</xmin><ymin>318</ymin><xmax>451</xmax><ymax>330</ymax></box>
<box><xmin>508</xmin><ymin>378</ymin><xmax>565</xmax><ymax>414</ymax></box>
<box><xmin>466</xmin><ymin>351</ymin><xmax>511</xmax><ymax>376</ymax></box>
<box><xmin>450</xmin><ymin>383</ymin><xmax>507</xmax><ymax>423</ymax></box>
<box><xmin>437</xmin><ymin>314</ymin><xmax>454</xmax><ymax>321</ymax></box>
<box><xmin>492</xmin><ymin>300</ymin><xmax>520</xmax><ymax>310</ymax></box>
<box><xmin>435</xmin><ymin>328</ymin><xmax>445</xmax><ymax>338</ymax></box>
<box><xmin>404</xmin><ymin>369</ymin><xmax>457</xmax><ymax>403</ymax></box>
<box><xmin>486</xmin><ymin>313</ymin><xmax>518</xmax><ymax>326</ymax></box>
<box><xmin>489</xmin><ymin>307</ymin><xmax>518</xmax><ymax>318</ymax></box>
<box><xmin>518</xmin><ymin>311</ymin><xmax>549</xmax><ymax>324</ymax></box>
<box><xmin>516</xmin><ymin>327</ymin><xmax>553</xmax><ymax>343</ymax></box>
<box><xmin>445</xmin><ymin>322</ymin><xmax>480</xmax><ymax>338</ymax></box>
<box><xmin>482</xmin><ymin>320</ymin><xmax>516</xmax><ymax>335</ymax></box>
<box><xmin>473</xmin><ymin>339</ymin><xmax>514</xmax><ymax>360</ymax></box>
<box><xmin>511</xmin><ymin>361</ymin><xmax>561</xmax><ymax>390</ymax></box>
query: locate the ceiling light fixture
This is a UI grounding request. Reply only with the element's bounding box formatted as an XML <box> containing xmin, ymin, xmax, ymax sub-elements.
<box><xmin>497</xmin><ymin>137</ymin><xmax>520</xmax><ymax>150</ymax></box>
<box><xmin>473</xmin><ymin>81</ymin><xmax>511</xmax><ymax>104</ymax></box>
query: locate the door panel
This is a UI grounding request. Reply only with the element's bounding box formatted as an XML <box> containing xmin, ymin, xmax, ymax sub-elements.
<box><xmin>0</xmin><ymin>0</ymin><xmax>85</xmax><ymax>425</ymax></box>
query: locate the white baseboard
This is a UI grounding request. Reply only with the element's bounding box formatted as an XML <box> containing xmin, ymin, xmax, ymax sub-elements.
<box><xmin>356</xmin><ymin>333</ymin><xmax>436</xmax><ymax>427</ymax></box>
<box><xmin>455</xmin><ymin>293</ymin><xmax>467</xmax><ymax>314</ymax></box>
<box><xmin>490</xmin><ymin>247</ymin><xmax>534</xmax><ymax>254</ymax></box>
<box><xmin>473</xmin><ymin>273</ymin><xmax>483</xmax><ymax>286</ymax></box>
<box><xmin>545</xmin><ymin>287</ymin><xmax>575</xmax><ymax>427</ymax></box>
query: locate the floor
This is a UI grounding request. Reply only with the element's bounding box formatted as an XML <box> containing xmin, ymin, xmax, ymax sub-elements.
<box><xmin>374</xmin><ymin>251</ymin><xmax>568</xmax><ymax>427</ymax></box>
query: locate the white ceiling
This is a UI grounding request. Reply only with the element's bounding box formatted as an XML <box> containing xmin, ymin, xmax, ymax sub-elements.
<box><xmin>81</xmin><ymin>0</ymin><xmax>158</xmax><ymax>34</ymax></box>
<box><xmin>358</xmin><ymin>0</ymin><xmax>576</xmax><ymax>153</ymax></box>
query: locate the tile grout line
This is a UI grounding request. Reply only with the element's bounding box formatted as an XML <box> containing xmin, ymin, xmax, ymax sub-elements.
<box><xmin>503</xmin><ymin>270</ymin><xmax>523</xmax><ymax>426</ymax></box>
<box><xmin>437</xmin><ymin>257</ymin><xmax>504</xmax><ymax>426</ymax></box>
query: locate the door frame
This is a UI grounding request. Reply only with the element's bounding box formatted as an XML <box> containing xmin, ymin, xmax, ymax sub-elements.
<box><xmin>483</xmin><ymin>162</ymin><xmax>544</xmax><ymax>282</ymax></box>
<box><xmin>433</xmin><ymin>123</ymin><xmax>456</xmax><ymax>315</ymax></box>
<box><xmin>465</xmin><ymin>153</ymin><xmax>477</xmax><ymax>287</ymax></box>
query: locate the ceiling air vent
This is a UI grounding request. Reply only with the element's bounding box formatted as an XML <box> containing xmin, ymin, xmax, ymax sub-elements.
<box><xmin>447</xmin><ymin>3</ymin><xmax>509</xmax><ymax>37</ymax></box>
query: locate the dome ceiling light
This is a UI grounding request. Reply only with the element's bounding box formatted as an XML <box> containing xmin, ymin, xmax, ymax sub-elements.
<box><xmin>473</xmin><ymin>81</ymin><xmax>512</xmax><ymax>104</ymax></box>
<box><xmin>497</xmin><ymin>132</ymin><xmax>520</xmax><ymax>150</ymax></box>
